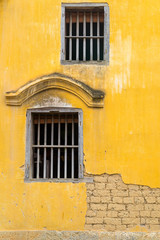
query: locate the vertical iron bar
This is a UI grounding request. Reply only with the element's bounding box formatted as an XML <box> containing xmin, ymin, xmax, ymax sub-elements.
<box><xmin>51</xmin><ymin>148</ymin><xmax>53</xmax><ymax>178</ymax></box>
<box><xmin>97</xmin><ymin>12</ymin><xmax>100</xmax><ymax>61</ymax></box>
<box><xmin>72</xmin><ymin>114</ymin><xmax>74</xmax><ymax>178</ymax></box>
<box><xmin>51</xmin><ymin>114</ymin><xmax>54</xmax><ymax>178</ymax></box>
<box><xmin>61</xmin><ymin>6</ymin><xmax>65</xmax><ymax>61</ymax></box>
<box><xmin>76</xmin><ymin>11</ymin><xmax>79</xmax><ymax>61</ymax></box>
<box><xmin>90</xmin><ymin>11</ymin><xmax>93</xmax><ymax>61</ymax></box>
<box><xmin>43</xmin><ymin>115</ymin><xmax>47</xmax><ymax>178</ymax></box>
<box><xmin>37</xmin><ymin>114</ymin><xmax>40</xmax><ymax>179</ymax></box>
<box><xmin>58</xmin><ymin>115</ymin><xmax>60</xmax><ymax>178</ymax></box>
<box><xmin>83</xmin><ymin>11</ymin><xmax>86</xmax><ymax>61</ymax></box>
<box><xmin>69</xmin><ymin>12</ymin><xmax>72</xmax><ymax>61</ymax></box>
<box><xmin>64</xmin><ymin>114</ymin><xmax>67</xmax><ymax>178</ymax></box>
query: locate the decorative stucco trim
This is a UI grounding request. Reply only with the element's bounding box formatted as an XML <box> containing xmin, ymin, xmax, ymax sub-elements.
<box><xmin>5</xmin><ymin>73</ymin><xmax>105</xmax><ymax>108</ymax></box>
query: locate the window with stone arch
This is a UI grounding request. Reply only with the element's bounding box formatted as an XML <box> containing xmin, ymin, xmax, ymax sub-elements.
<box><xmin>25</xmin><ymin>108</ymin><xmax>83</xmax><ymax>182</ymax></box>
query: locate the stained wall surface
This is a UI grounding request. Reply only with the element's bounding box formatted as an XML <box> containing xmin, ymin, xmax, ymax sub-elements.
<box><xmin>0</xmin><ymin>0</ymin><xmax>160</xmax><ymax>231</ymax></box>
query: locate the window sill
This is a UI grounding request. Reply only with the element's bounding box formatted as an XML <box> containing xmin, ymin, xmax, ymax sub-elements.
<box><xmin>24</xmin><ymin>177</ymin><xmax>93</xmax><ymax>183</ymax></box>
<box><xmin>61</xmin><ymin>60</ymin><xmax>108</xmax><ymax>65</ymax></box>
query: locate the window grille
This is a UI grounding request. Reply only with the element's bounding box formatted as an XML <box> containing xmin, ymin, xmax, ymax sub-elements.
<box><xmin>61</xmin><ymin>3</ymin><xmax>109</xmax><ymax>64</ymax></box>
<box><xmin>65</xmin><ymin>9</ymin><xmax>104</xmax><ymax>61</ymax></box>
<box><xmin>25</xmin><ymin>109</ymin><xmax>83</xmax><ymax>181</ymax></box>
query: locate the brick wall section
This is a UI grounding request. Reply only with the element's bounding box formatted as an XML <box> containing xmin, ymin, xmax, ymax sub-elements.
<box><xmin>85</xmin><ymin>174</ymin><xmax>160</xmax><ymax>231</ymax></box>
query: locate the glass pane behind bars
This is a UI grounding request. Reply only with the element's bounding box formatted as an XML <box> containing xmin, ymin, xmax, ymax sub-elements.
<box><xmin>65</xmin><ymin>9</ymin><xmax>104</xmax><ymax>61</ymax></box>
<box><xmin>32</xmin><ymin>113</ymin><xmax>79</xmax><ymax>179</ymax></box>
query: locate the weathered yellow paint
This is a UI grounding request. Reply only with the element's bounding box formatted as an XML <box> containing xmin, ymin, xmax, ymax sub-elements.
<box><xmin>0</xmin><ymin>0</ymin><xmax>160</xmax><ymax>231</ymax></box>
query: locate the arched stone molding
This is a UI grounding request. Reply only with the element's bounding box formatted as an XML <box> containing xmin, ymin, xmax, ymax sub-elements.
<box><xmin>5</xmin><ymin>73</ymin><xmax>105</xmax><ymax>108</ymax></box>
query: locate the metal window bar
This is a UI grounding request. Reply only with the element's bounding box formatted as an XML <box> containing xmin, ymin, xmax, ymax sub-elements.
<box><xmin>65</xmin><ymin>36</ymin><xmax>104</xmax><ymax>39</ymax></box>
<box><xmin>33</xmin><ymin>145</ymin><xmax>78</xmax><ymax>148</ymax></box>
<box><xmin>57</xmin><ymin>114</ymin><xmax>60</xmax><ymax>178</ymax></box>
<box><xmin>90</xmin><ymin>11</ymin><xmax>93</xmax><ymax>61</ymax></box>
<box><xmin>97</xmin><ymin>12</ymin><xmax>100</xmax><ymax>61</ymax></box>
<box><xmin>33</xmin><ymin>113</ymin><xmax>79</xmax><ymax>179</ymax></box>
<box><xmin>76</xmin><ymin>12</ymin><xmax>79</xmax><ymax>61</ymax></box>
<box><xmin>64</xmin><ymin>114</ymin><xmax>67</xmax><ymax>178</ymax></box>
<box><xmin>69</xmin><ymin>12</ymin><xmax>72</xmax><ymax>61</ymax></box>
<box><xmin>72</xmin><ymin>114</ymin><xmax>74</xmax><ymax>178</ymax></box>
<box><xmin>65</xmin><ymin>9</ymin><xmax>104</xmax><ymax>62</ymax></box>
<box><xmin>50</xmin><ymin>115</ymin><xmax>54</xmax><ymax>178</ymax></box>
<box><xmin>83</xmin><ymin>12</ymin><xmax>86</xmax><ymax>61</ymax></box>
<box><xmin>43</xmin><ymin>115</ymin><xmax>47</xmax><ymax>178</ymax></box>
<box><xmin>36</xmin><ymin>114</ymin><xmax>40</xmax><ymax>179</ymax></box>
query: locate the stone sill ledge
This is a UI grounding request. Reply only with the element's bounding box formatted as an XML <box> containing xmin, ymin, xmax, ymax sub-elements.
<box><xmin>24</xmin><ymin>177</ymin><xmax>93</xmax><ymax>183</ymax></box>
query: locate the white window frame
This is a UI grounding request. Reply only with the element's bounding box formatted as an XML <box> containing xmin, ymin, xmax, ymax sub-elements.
<box><xmin>61</xmin><ymin>3</ymin><xmax>110</xmax><ymax>65</ymax></box>
<box><xmin>25</xmin><ymin>107</ymin><xmax>83</xmax><ymax>182</ymax></box>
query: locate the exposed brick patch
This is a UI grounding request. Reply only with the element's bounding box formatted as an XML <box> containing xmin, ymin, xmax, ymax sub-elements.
<box><xmin>85</xmin><ymin>174</ymin><xmax>160</xmax><ymax>231</ymax></box>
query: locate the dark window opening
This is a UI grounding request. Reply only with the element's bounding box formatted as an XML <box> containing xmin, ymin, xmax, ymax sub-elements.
<box><xmin>86</xmin><ymin>38</ymin><xmax>90</xmax><ymax>61</ymax></box>
<box><xmin>93</xmin><ymin>39</ymin><xmax>97</xmax><ymax>61</ymax></box>
<box><xmin>32</xmin><ymin>113</ymin><xmax>79</xmax><ymax>179</ymax></box>
<box><xmin>79</xmin><ymin>22</ymin><xmax>83</xmax><ymax>36</ymax></box>
<box><xmin>72</xmin><ymin>38</ymin><xmax>76</xmax><ymax>60</ymax></box>
<box><xmin>65</xmin><ymin>9</ymin><xmax>104</xmax><ymax>61</ymax></box>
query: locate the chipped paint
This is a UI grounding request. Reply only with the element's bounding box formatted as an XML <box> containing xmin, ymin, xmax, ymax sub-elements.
<box><xmin>33</xmin><ymin>96</ymin><xmax>72</xmax><ymax>108</ymax></box>
<box><xmin>111</xmin><ymin>30</ymin><xmax>132</xmax><ymax>93</ymax></box>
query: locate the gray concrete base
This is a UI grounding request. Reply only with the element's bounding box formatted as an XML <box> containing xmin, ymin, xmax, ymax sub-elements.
<box><xmin>0</xmin><ymin>231</ymin><xmax>160</xmax><ymax>240</ymax></box>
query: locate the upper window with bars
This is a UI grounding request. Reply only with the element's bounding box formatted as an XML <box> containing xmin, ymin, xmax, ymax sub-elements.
<box><xmin>25</xmin><ymin>108</ymin><xmax>83</xmax><ymax>182</ymax></box>
<box><xmin>61</xmin><ymin>3</ymin><xmax>109</xmax><ymax>64</ymax></box>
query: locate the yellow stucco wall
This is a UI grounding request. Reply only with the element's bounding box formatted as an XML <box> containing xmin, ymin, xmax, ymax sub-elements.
<box><xmin>0</xmin><ymin>0</ymin><xmax>160</xmax><ymax>231</ymax></box>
